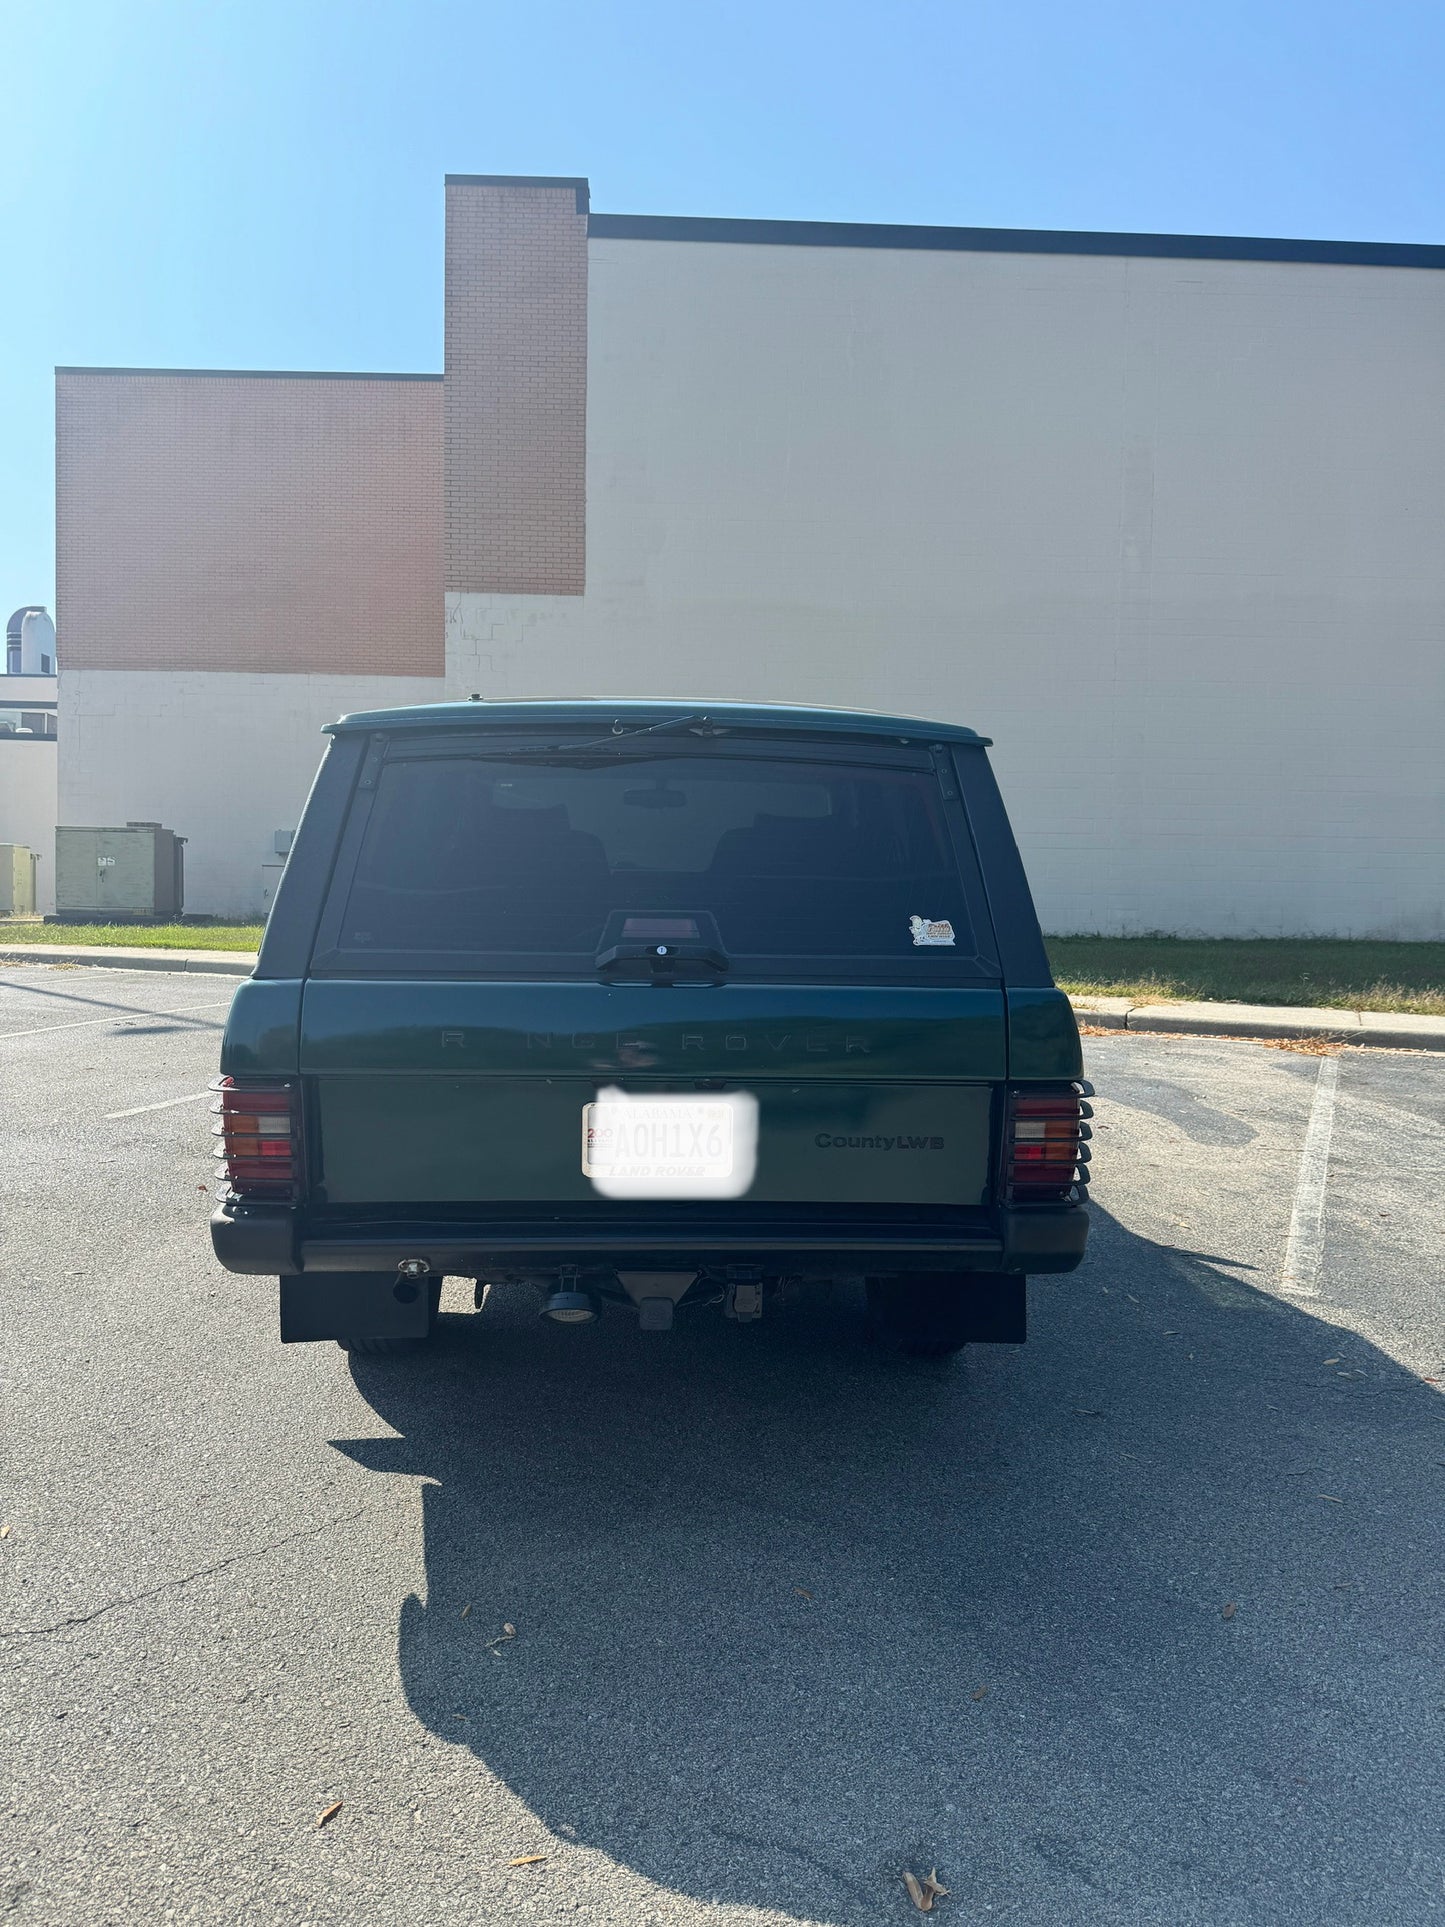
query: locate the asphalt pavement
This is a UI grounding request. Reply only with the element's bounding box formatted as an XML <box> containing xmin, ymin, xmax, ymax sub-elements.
<box><xmin>2</xmin><ymin>963</ymin><xmax>1443</xmax><ymax>1926</ymax></box>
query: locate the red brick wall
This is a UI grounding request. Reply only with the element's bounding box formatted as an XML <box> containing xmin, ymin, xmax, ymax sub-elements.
<box><xmin>56</xmin><ymin>371</ymin><xmax>443</xmax><ymax>675</ymax></box>
<box><xmin>444</xmin><ymin>176</ymin><xmax>588</xmax><ymax>595</ymax></box>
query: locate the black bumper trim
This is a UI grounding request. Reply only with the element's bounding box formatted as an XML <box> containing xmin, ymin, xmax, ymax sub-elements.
<box><xmin>210</xmin><ymin>1201</ymin><xmax>298</xmax><ymax>1276</ymax></box>
<box><xmin>298</xmin><ymin>1231</ymin><xmax>1007</xmax><ymax>1274</ymax></box>
<box><xmin>212</xmin><ymin>1202</ymin><xmax>1086</xmax><ymax>1277</ymax></box>
<box><xmin>1002</xmin><ymin>1204</ymin><xmax>1090</xmax><ymax>1272</ymax></box>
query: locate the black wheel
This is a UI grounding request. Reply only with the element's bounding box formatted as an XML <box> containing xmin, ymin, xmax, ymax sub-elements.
<box><xmin>338</xmin><ymin>1278</ymin><xmax>442</xmax><ymax>1355</ymax></box>
<box><xmin>866</xmin><ymin>1272</ymin><xmax>1024</xmax><ymax>1358</ymax></box>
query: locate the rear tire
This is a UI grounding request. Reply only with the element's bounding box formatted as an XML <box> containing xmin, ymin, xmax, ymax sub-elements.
<box><xmin>337</xmin><ymin>1279</ymin><xmax>442</xmax><ymax>1356</ymax></box>
<box><xmin>866</xmin><ymin>1272</ymin><xmax>1022</xmax><ymax>1358</ymax></box>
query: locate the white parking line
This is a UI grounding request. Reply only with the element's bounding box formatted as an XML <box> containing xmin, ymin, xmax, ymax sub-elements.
<box><xmin>106</xmin><ymin>1091</ymin><xmax>213</xmax><ymax>1120</ymax></box>
<box><xmin>1281</xmin><ymin>1055</ymin><xmax>1340</xmax><ymax>1296</ymax></box>
<box><xmin>0</xmin><ymin>999</ymin><xmax>230</xmax><ymax>1041</ymax></box>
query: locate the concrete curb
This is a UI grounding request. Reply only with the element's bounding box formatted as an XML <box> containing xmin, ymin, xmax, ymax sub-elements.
<box><xmin>3</xmin><ymin>947</ymin><xmax>1442</xmax><ymax>1050</ymax></box>
<box><xmin>0</xmin><ymin>944</ymin><xmax>256</xmax><ymax>978</ymax></box>
<box><xmin>1071</xmin><ymin>994</ymin><xmax>1445</xmax><ymax>1052</ymax></box>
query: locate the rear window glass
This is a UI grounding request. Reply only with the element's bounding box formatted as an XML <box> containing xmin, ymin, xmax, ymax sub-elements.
<box><xmin>328</xmin><ymin>751</ymin><xmax>992</xmax><ymax>979</ymax></box>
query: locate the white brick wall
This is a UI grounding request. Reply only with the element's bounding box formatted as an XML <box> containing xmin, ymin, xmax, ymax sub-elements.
<box><xmin>60</xmin><ymin>670</ymin><xmax>445</xmax><ymax>917</ymax></box>
<box><xmin>446</xmin><ymin>240</ymin><xmax>1445</xmax><ymax>939</ymax></box>
<box><xmin>0</xmin><ymin>741</ymin><xmax>58</xmax><ymax>913</ymax></box>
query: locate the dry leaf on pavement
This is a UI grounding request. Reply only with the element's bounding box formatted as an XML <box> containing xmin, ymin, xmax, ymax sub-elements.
<box><xmin>793</xmin><ymin>1587</ymin><xmax>813</xmax><ymax>1601</ymax></box>
<box><xmin>317</xmin><ymin>1801</ymin><xmax>343</xmax><ymax>1828</ymax></box>
<box><xmin>1222</xmin><ymin>1602</ymin><xmax>1237</xmax><ymax>1620</ymax></box>
<box><xmin>459</xmin><ymin>1603</ymin><xmax>471</xmax><ymax>1618</ymax></box>
<box><xmin>971</xmin><ymin>1686</ymin><xmax>989</xmax><ymax>1701</ymax></box>
<box><xmin>903</xmin><ymin>1866</ymin><xmax>949</xmax><ymax>1911</ymax></box>
<box><xmin>0</xmin><ymin>1524</ymin><xmax>11</xmax><ymax>1539</ymax></box>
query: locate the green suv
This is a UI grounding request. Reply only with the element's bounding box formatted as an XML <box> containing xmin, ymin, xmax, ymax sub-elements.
<box><xmin>210</xmin><ymin>701</ymin><xmax>1090</xmax><ymax>1356</ymax></box>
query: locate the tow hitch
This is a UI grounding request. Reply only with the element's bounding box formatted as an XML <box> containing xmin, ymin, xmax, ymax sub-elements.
<box><xmin>723</xmin><ymin>1269</ymin><xmax>764</xmax><ymax>1323</ymax></box>
<box><xmin>617</xmin><ymin>1271</ymin><xmax>698</xmax><ymax>1332</ymax></box>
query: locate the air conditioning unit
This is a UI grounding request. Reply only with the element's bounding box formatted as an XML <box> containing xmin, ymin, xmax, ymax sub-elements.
<box><xmin>55</xmin><ymin>823</ymin><xmax>186</xmax><ymax>920</ymax></box>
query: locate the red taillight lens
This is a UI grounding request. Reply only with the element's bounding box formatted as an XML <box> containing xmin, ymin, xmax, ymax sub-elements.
<box><xmin>211</xmin><ymin>1077</ymin><xmax>301</xmax><ymax>1200</ymax></box>
<box><xmin>1005</xmin><ymin>1086</ymin><xmax>1092</xmax><ymax>1202</ymax></box>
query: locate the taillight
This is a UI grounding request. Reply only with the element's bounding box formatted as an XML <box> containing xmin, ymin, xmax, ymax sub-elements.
<box><xmin>210</xmin><ymin>1076</ymin><xmax>302</xmax><ymax>1200</ymax></box>
<box><xmin>1004</xmin><ymin>1083</ymin><xmax>1092</xmax><ymax>1203</ymax></box>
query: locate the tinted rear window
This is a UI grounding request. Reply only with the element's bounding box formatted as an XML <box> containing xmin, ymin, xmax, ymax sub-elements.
<box><xmin>324</xmin><ymin>749</ymin><xmax>995</xmax><ymax>979</ymax></box>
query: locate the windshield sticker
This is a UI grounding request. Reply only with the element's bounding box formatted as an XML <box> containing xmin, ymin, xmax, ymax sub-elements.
<box><xmin>909</xmin><ymin>915</ymin><xmax>956</xmax><ymax>947</ymax></box>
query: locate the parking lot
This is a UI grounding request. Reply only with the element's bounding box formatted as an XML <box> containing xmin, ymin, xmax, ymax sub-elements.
<box><xmin>2</xmin><ymin>962</ymin><xmax>1443</xmax><ymax>1926</ymax></box>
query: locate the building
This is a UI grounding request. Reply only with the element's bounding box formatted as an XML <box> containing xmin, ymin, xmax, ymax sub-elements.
<box><xmin>55</xmin><ymin>176</ymin><xmax>1445</xmax><ymax>934</ymax></box>
<box><xmin>6</xmin><ymin>606</ymin><xmax>56</xmax><ymax>678</ymax></box>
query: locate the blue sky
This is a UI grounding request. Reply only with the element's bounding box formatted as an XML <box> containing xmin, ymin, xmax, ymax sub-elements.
<box><xmin>3</xmin><ymin>0</ymin><xmax>1442</xmax><ymax>614</ymax></box>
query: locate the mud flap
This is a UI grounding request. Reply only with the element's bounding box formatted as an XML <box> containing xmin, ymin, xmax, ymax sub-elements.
<box><xmin>969</xmin><ymin>1275</ymin><xmax>1027</xmax><ymax>1344</ymax></box>
<box><xmin>278</xmin><ymin>1271</ymin><xmax>433</xmax><ymax>1344</ymax></box>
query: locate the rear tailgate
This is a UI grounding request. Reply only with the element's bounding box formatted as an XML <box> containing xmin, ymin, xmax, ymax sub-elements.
<box><xmin>301</xmin><ymin>981</ymin><xmax>1004</xmax><ymax>1209</ymax></box>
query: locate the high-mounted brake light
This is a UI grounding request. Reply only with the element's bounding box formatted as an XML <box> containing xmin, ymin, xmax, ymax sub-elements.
<box><xmin>210</xmin><ymin>1076</ymin><xmax>302</xmax><ymax>1201</ymax></box>
<box><xmin>1004</xmin><ymin>1083</ymin><xmax>1092</xmax><ymax>1204</ymax></box>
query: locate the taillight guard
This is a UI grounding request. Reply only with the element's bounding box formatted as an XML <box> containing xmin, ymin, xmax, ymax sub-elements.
<box><xmin>210</xmin><ymin>1076</ymin><xmax>302</xmax><ymax>1201</ymax></box>
<box><xmin>1004</xmin><ymin>1080</ymin><xmax>1093</xmax><ymax>1204</ymax></box>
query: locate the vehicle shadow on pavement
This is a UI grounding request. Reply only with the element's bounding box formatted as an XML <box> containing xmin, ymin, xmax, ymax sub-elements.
<box><xmin>335</xmin><ymin>1213</ymin><xmax>1443</xmax><ymax>1925</ymax></box>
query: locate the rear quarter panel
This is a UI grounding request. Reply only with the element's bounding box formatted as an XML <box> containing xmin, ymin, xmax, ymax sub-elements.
<box><xmin>1006</xmin><ymin>988</ymin><xmax>1084</xmax><ymax>1081</ymax></box>
<box><xmin>219</xmin><ymin>980</ymin><xmax>302</xmax><ymax>1076</ymax></box>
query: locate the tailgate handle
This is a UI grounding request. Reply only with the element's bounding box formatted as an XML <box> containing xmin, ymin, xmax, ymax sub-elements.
<box><xmin>595</xmin><ymin>942</ymin><xmax>730</xmax><ymax>986</ymax></box>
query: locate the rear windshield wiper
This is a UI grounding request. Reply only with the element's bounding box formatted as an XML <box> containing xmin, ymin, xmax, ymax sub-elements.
<box><xmin>453</xmin><ymin>712</ymin><xmax>722</xmax><ymax>761</ymax></box>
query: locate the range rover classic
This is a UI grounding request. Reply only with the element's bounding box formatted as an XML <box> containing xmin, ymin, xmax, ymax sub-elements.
<box><xmin>210</xmin><ymin>701</ymin><xmax>1091</xmax><ymax>1357</ymax></box>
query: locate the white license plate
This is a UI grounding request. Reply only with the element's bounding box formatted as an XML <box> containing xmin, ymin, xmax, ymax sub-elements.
<box><xmin>582</xmin><ymin>1092</ymin><xmax>757</xmax><ymax>1199</ymax></box>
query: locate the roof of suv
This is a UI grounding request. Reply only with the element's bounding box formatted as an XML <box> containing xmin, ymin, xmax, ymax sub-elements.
<box><xmin>326</xmin><ymin>699</ymin><xmax>990</xmax><ymax>746</ymax></box>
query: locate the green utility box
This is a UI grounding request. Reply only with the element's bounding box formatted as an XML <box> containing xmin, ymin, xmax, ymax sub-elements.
<box><xmin>54</xmin><ymin>822</ymin><xmax>186</xmax><ymax>920</ymax></box>
<box><xmin>0</xmin><ymin>844</ymin><xmax>38</xmax><ymax>915</ymax></box>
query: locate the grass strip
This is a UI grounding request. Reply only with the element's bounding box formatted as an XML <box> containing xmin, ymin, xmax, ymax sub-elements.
<box><xmin>0</xmin><ymin>922</ymin><xmax>265</xmax><ymax>952</ymax></box>
<box><xmin>1047</xmin><ymin>936</ymin><xmax>1445</xmax><ymax>1017</ymax></box>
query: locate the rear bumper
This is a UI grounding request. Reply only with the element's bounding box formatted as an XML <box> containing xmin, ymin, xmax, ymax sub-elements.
<box><xmin>210</xmin><ymin>1199</ymin><xmax>1088</xmax><ymax>1277</ymax></box>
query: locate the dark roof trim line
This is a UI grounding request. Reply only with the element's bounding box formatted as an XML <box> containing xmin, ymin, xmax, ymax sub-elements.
<box><xmin>587</xmin><ymin>212</ymin><xmax>1445</xmax><ymax>270</ymax></box>
<box><xmin>55</xmin><ymin>367</ymin><xmax>442</xmax><ymax>383</ymax></box>
<box><xmin>326</xmin><ymin>697</ymin><xmax>988</xmax><ymax>746</ymax></box>
<box><xmin>447</xmin><ymin>173</ymin><xmax>590</xmax><ymax>214</ymax></box>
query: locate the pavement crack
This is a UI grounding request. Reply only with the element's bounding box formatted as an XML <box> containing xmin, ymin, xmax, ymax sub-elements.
<box><xmin>0</xmin><ymin>1504</ymin><xmax>377</xmax><ymax>1641</ymax></box>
